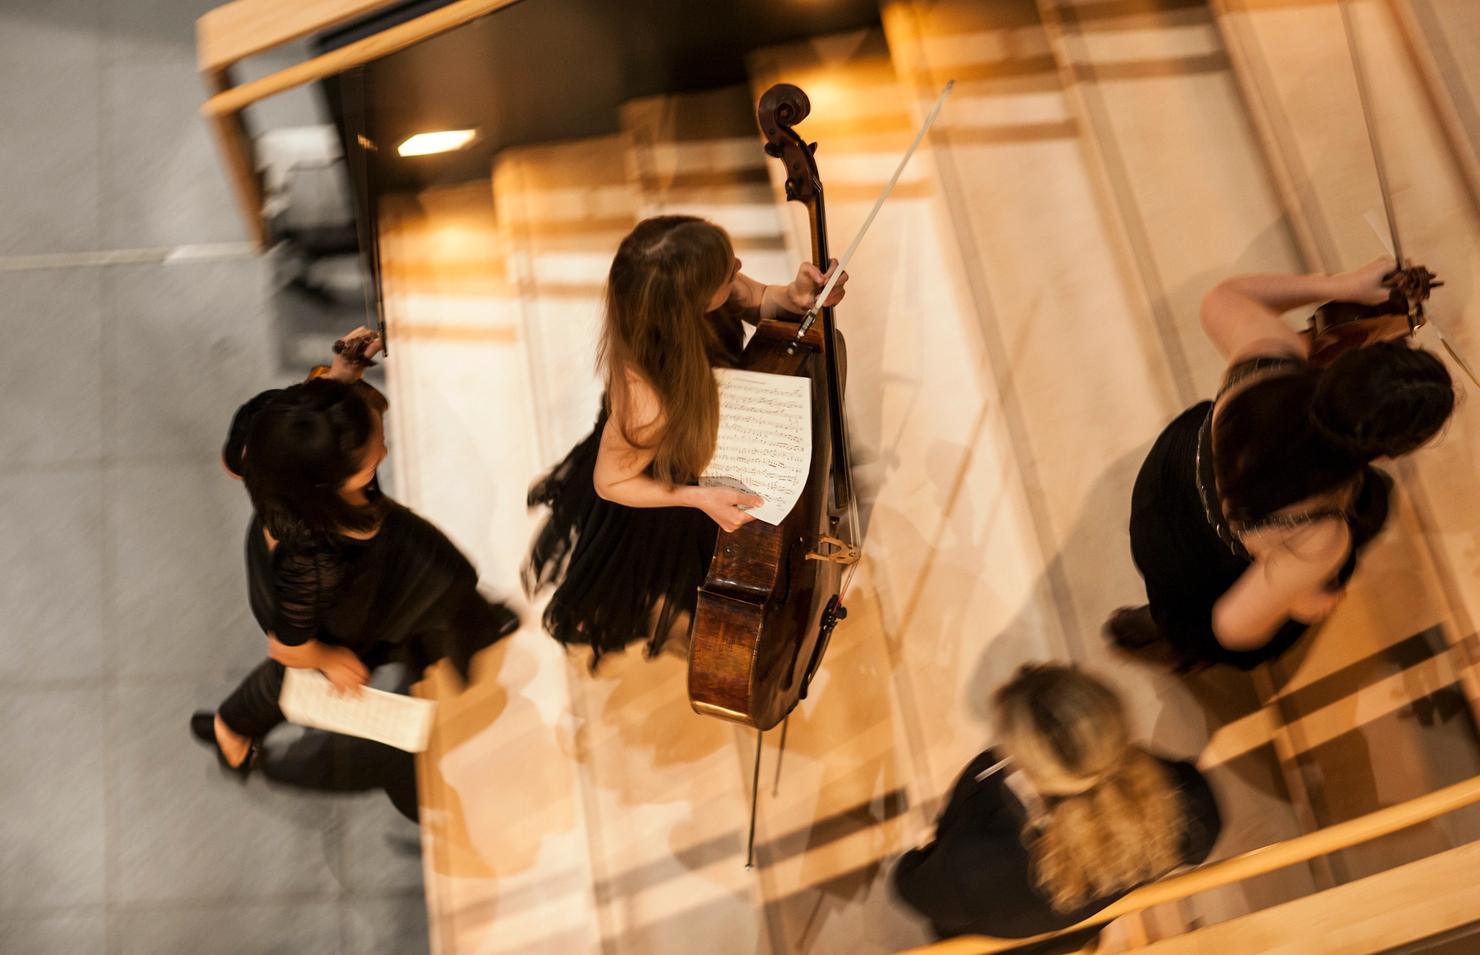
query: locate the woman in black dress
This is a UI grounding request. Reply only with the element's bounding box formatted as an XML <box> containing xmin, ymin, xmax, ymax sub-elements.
<box><xmin>893</xmin><ymin>665</ymin><xmax>1221</xmax><ymax>952</ymax></box>
<box><xmin>1109</xmin><ymin>260</ymin><xmax>1455</xmax><ymax>670</ymax></box>
<box><xmin>192</xmin><ymin>328</ymin><xmax>517</xmax><ymax>777</ymax></box>
<box><xmin>525</xmin><ymin>215</ymin><xmax>847</xmax><ymax>666</ymax></box>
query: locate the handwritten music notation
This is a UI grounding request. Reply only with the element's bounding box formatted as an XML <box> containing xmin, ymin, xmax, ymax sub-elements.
<box><xmin>701</xmin><ymin>368</ymin><xmax>812</xmax><ymax>526</ymax></box>
<box><xmin>279</xmin><ymin>668</ymin><xmax>437</xmax><ymax>753</ymax></box>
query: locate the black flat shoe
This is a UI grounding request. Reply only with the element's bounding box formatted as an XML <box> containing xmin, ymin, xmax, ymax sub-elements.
<box><xmin>1105</xmin><ymin>605</ymin><xmax>1161</xmax><ymax>651</ymax></box>
<box><xmin>1105</xmin><ymin>606</ymin><xmax>1208</xmax><ymax>674</ymax></box>
<box><xmin>190</xmin><ymin>711</ymin><xmax>258</xmax><ymax>781</ymax></box>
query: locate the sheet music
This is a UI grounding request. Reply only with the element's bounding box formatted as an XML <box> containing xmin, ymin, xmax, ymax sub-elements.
<box><xmin>279</xmin><ymin>668</ymin><xmax>437</xmax><ymax>753</ymax></box>
<box><xmin>701</xmin><ymin>368</ymin><xmax>812</xmax><ymax>526</ymax></box>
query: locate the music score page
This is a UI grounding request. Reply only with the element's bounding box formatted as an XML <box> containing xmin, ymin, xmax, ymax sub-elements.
<box><xmin>701</xmin><ymin>368</ymin><xmax>812</xmax><ymax>526</ymax></box>
<box><xmin>279</xmin><ymin>668</ymin><xmax>437</xmax><ymax>753</ymax></box>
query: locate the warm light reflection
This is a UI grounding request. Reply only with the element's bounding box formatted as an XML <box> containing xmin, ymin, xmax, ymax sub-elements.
<box><xmin>397</xmin><ymin>129</ymin><xmax>479</xmax><ymax>157</ymax></box>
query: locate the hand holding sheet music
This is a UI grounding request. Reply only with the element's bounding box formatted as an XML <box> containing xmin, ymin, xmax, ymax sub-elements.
<box><xmin>279</xmin><ymin>667</ymin><xmax>437</xmax><ymax>753</ymax></box>
<box><xmin>701</xmin><ymin>368</ymin><xmax>812</xmax><ymax>526</ymax></box>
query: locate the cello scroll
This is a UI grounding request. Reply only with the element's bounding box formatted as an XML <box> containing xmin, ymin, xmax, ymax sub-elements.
<box><xmin>758</xmin><ymin>84</ymin><xmax>821</xmax><ymax>205</ymax></box>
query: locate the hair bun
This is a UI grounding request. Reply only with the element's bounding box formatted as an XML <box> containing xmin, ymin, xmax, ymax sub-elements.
<box><xmin>1310</xmin><ymin>343</ymin><xmax>1455</xmax><ymax>461</ymax></box>
<box><xmin>1306</xmin><ymin>402</ymin><xmax>1387</xmax><ymax>459</ymax></box>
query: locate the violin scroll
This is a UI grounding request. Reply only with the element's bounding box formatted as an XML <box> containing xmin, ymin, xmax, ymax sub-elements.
<box><xmin>1385</xmin><ymin>263</ymin><xmax>1441</xmax><ymax>329</ymax></box>
<box><xmin>758</xmin><ymin>84</ymin><xmax>820</xmax><ymax>204</ymax></box>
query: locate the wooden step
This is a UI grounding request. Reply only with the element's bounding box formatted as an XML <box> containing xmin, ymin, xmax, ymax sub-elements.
<box><xmin>491</xmin><ymin>134</ymin><xmax>638</xmax><ymax>460</ymax></box>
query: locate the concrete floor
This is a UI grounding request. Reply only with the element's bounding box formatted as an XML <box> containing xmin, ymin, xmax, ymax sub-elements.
<box><xmin>0</xmin><ymin>2</ymin><xmax>428</xmax><ymax>952</ymax></box>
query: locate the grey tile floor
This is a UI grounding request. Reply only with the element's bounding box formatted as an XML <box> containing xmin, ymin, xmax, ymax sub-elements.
<box><xmin>0</xmin><ymin>3</ymin><xmax>428</xmax><ymax>952</ymax></box>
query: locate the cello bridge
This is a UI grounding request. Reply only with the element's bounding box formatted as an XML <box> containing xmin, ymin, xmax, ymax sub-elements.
<box><xmin>805</xmin><ymin>535</ymin><xmax>860</xmax><ymax>565</ymax></box>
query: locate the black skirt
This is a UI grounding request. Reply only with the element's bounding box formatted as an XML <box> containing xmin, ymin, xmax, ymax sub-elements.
<box><xmin>523</xmin><ymin>409</ymin><xmax>717</xmax><ymax>667</ymax></box>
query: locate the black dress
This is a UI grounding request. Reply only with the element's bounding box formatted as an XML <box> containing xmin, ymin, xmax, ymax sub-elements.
<box><xmin>216</xmin><ymin>390</ymin><xmax>517</xmax><ymax>741</ymax></box>
<box><xmin>892</xmin><ymin>749</ymin><xmax>1221</xmax><ymax>953</ymax></box>
<box><xmin>1127</xmin><ymin>355</ymin><xmax>1391</xmax><ymax>669</ymax></box>
<box><xmin>523</xmin><ymin>306</ymin><xmax>746</xmax><ymax>665</ymax></box>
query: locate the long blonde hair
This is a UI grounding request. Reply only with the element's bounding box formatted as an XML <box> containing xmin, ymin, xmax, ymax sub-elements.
<box><xmin>995</xmin><ymin>665</ymin><xmax>1186</xmax><ymax>912</ymax></box>
<box><xmin>601</xmin><ymin>216</ymin><xmax>735</xmax><ymax>483</ymax></box>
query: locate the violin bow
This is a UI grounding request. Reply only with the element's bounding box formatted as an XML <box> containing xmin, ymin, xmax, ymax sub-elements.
<box><xmin>1340</xmin><ymin>0</ymin><xmax>1478</xmax><ymax>387</ymax></box>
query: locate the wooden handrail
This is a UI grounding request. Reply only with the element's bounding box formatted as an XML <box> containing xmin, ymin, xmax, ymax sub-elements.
<box><xmin>197</xmin><ymin>0</ymin><xmax>522</xmax><ymax>246</ymax></box>
<box><xmin>201</xmin><ymin>0</ymin><xmax>524</xmax><ymax>118</ymax></box>
<box><xmin>894</xmin><ymin>773</ymin><xmax>1480</xmax><ymax>954</ymax></box>
<box><xmin>196</xmin><ymin>0</ymin><xmax>402</xmax><ymax>76</ymax></box>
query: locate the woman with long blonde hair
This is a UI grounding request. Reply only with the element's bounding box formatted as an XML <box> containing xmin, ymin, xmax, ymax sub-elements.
<box><xmin>525</xmin><ymin>215</ymin><xmax>847</xmax><ymax>665</ymax></box>
<box><xmin>893</xmin><ymin>665</ymin><xmax>1221</xmax><ymax>950</ymax></box>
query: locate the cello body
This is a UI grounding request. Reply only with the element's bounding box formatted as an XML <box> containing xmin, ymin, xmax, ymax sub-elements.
<box><xmin>688</xmin><ymin>83</ymin><xmax>850</xmax><ymax>731</ymax></box>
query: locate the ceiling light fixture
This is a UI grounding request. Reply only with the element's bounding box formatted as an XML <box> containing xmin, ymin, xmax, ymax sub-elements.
<box><xmin>396</xmin><ymin>129</ymin><xmax>479</xmax><ymax>157</ymax></box>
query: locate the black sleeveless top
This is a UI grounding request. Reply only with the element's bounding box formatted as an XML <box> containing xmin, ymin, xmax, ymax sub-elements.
<box><xmin>1128</xmin><ymin>354</ymin><xmax>1391</xmax><ymax>668</ymax></box>
<box><xmin>1189</xmin><ymin>353</ymin><xmax>1385</xmax><ymax>583</ymax></box>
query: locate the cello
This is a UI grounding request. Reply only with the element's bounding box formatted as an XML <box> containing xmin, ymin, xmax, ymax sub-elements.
<box><xmin>687</xmin><ymin>82</ymin><xmax>857</xmax><ymax>733</ymax></box>
<box><xmin>688</xmin><ymin>80</ymin><xmax>951</xmax><ymax>866</ymax></box>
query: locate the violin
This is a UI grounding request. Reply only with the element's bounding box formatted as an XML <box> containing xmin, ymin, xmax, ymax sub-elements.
<box><xmin>687</xmin><ymin>83</ymin><xmax>855</xmax><ymax>731</ymax></box>
<box><xmin>1304</xmin><ymin>263</ymin><xmax>1439</xmax><ymax>366</ymax></box>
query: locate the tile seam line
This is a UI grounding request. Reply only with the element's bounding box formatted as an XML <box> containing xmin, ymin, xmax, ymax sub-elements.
<box><xmin>0</xmin><ymin>242</ymin><xmax>259</xmax><ymax>272</ymax></box>
<box><xmin>97</xmin><ymin>18</ymin><xmax>117</xmax><ymax>949</ymax></box>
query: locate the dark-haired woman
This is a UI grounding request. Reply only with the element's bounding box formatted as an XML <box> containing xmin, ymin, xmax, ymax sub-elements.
<box><xmin>893</xmin><ymin>665</ymin><xmax>1221</xmax><ymax>951</ymax></box>
<box><xmin>192</xmin><ymin>328</ymin><xmax>517</xmax><ymax>778</ymax></box>
<box><xmin>525</xmin><ymin>215</ymin><xmax>847</xmax><ymax>666</ymax></box>
<box><xmin>1109</xmin><ymin>260</ymin><xmax>1455</xmax><ymax>670</ymax></box>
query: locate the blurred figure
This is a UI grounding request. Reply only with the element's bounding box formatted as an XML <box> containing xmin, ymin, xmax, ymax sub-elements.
<box><xmin>893</xmin><ymin>665</ymin><xmax>1220</xmax><ymax>952</ymax></box>
<box><xmin>191</xmin><ymin>327</ymin><xmax>517</xmax><ymax>785</ymax></box>
<box><xmin>1109</xmin><ymin>261</ymin><xmax>1455</xmax><ymax>670</ymax></box>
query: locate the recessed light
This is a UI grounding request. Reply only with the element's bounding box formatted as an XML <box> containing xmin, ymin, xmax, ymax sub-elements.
<box><xmin>397</xmin><ymin>129</ymin><xmax>479</xmax><ymax>157</ymax></box>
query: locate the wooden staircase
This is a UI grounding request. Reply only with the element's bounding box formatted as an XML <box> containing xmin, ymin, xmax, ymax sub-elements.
<box><xmin>196</xmin><ymin>1</ymin><xmax>1480</xmax><ymax>951</ymax></box>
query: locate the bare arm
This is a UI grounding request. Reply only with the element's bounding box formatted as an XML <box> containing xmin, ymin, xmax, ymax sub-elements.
<box><xmin>1211</xmin><ymin>521</ymin><xmax>1351</xmax><ymax>651</ymax></box>
<box><xmin>267</xmin><ymin>635</ymin><xmax>369</xmax><ymax>695</ymax></box>
<box><xmin>592</xmin><ymin>410</ymin><xmax>698</xmax><ymax>510</ymax></box>
<box><xmin>593</xmin><ymin>372</ymin><xmax>761</xmax><ymax>532</ymax></box>
<box><xmin>267</xmin><ymin>635</ymin><xmax>334</xmax><ymax>669</ymax></box>
<box><xmin>1200</xmin><ymin>260</ymin><xmax>1393</xmax><ymax>363</ymax></box>
<box><xmin>728</xmin><ymin>263</ymin><xmax>848</xmax><ymax>325</ymax></box>
<box><xmin>223</xmin><ymin>327</ymin><xmax>382</xmax><ymax>481</ymax></box>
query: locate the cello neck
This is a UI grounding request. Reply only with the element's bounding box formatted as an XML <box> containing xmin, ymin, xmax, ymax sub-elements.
<box><xmin>808</xmin><ymin>199</ymin><xmax>829</xmax><ymax>272</ymax></box>
<box><xmin>758</xmin><ymin>82</ymin><xmax>852</xmax><ymax>514</ymax></box>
